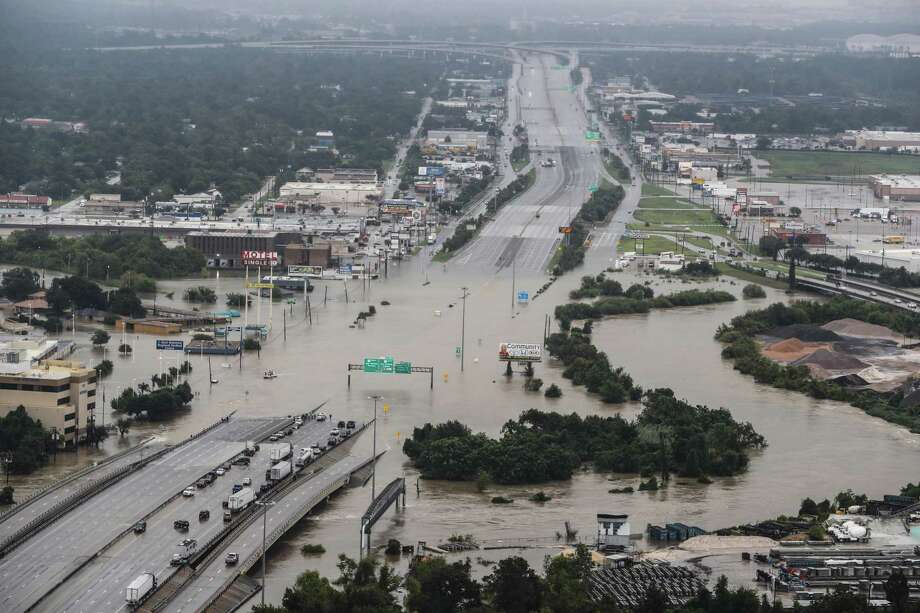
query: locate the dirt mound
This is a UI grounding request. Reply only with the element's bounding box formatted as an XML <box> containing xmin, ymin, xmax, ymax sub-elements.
<box><xmin>822</xmin><ymin>318</ymin><xmax>900</xmax><ymax>341</ymax></box>
<box><xmin>767</xmin><ymin>324</ymin><xmax>841</xmax><ymax>342</ymax></box>
<box><xmin>761</xmin><ymin>339</ymin><xmax>829</xmax><ymax>363</ymax></box>
<box><xmin>793</xmin><ymin>348</ymin><xmax>869</xmax><ymax>371</ymax></box>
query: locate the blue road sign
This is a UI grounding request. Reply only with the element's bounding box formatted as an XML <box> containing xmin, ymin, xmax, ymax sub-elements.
<box><xmin>156</xmin><ymin>340</ymin><xmax>185</xmax><ymax>351</ymax></box>
<box><xmin>517</xmin><ymin>291</ymin><xmax>529</xmax><ymax>304</ymax></box>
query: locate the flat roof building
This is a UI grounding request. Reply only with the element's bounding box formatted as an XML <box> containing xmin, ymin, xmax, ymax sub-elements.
<box><xmin>842</xmin><ymin>130</ymin><xmax>920</xmax><ymax>150</ymax></box>
<box><xmin>0</xmin><ymin>359</ymin><xmax>96</xmax><ymax>446</ymax></box>
<box><xmin>424</xmin><ymin>129</ymin><xmax>490</xmax><ymax>154</ymax></box>
<box><xmin>278</xmin><ymin>182</ymin><xmax>382</xmax><ymax>213</ymax></box>
<box><xmin>314</xmin><ymin>168</ymin><xmax>379</xmax><ymax>184</ymax></box>
<box><xmin>869</xmin><ymin>175</ymin><xmax>920</xmax><ymax>201</ymax></box>
<box><xmin>650</xmin><ymin>121</ymin><xmax>715</xmax><ymax>135</ymax></box>
<box><xmin>185</xmin><ymin>230</ymin><xmax>288</xmax><ymax>268</ymax></box>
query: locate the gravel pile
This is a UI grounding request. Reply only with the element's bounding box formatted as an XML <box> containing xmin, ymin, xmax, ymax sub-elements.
<box><xmin>793</xmin><ymin>348</ymin><xmax>869</xmax><ymax>371</ymax></box>
<box><xmin>767</xmin><ymin>324</ymin><xmax>841</xmax><ymax>342</ymax></box>
<box><xmin>822</xmin><ymin>318</ymin><xmax>901</xmax><ymax>342</ymax></box>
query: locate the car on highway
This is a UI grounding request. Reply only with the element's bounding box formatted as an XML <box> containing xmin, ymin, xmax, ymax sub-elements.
<box><xmin>895</xmin><ymin>298</ymin><xmax>903</xmax><ymax>304</ymax></box>
<box><xmin>174</xmin><ymin>520</ymin><xmax>190</xmax><ymax>532</ymax></box>
<box><xmin>171</xmin><ymin>553</ymin><xmax>188</xmax><ymax>566</ymax></box>
<box><xmin>225</xmin><ymin>552</ymin><xmax>239</xmax><ymax>566</ymax></box>
<box><xmin>133</xmin><ymin>521</ymin><xmax>146</xmax><ymax>534</ymax></box>
<box><xmin>870</xmin><ymin>291</ymin><xmax>878</xmax><ymax>297</ymax></box>
<box><xmin>316</xmin><ymin>413</ymin><xmax>327</xmax><ymax>422</ymax></box>
<box><xmin>346</xmin><ymin>420</ymin><xmax>356</xmax><ymax>430</ymax></box>
<box><xmin>199</xmin><ymin>510</ymin><xmax>210</xmax><ymax>521</ymax></box>
<box><xmin>182</xmin><ymin>488</ymin><xmax>195</xmax><ymax>497</ymax></box>
<box><xmin>215</xmin><ymin>468</ymin><xmax>225</xmax><ymax>476</ymax></box>
<box><xmin>242</xmin><ymin>477</ymin><xmax>252</xmax><ymax>486</ymax></box>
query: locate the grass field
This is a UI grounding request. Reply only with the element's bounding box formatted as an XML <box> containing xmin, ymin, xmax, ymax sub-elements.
<box><xmin>637</xmin><ymin>196</ymin><xmax>705</xmax><ymax>210</ymax></box>
<box><xmin>641</xmin><ymin>183</ymin><xmax>676</xmax><ymax>197</ymax></box>
<box><xmin>715</xmin><ymin>263</ymin><xmax>788</xmax><ymax>289</ymax></box>
<box><xmin>616</xmin><ymin>234</ymin><xmax>680</xmax><ymax>255</ymax></box>
<box><xmin>634</xmin><ymin>209</ymin><xmax>719</xmax><ymax>225</ymax></box>
<box><xmin>759</xmin><ymin>150</ymin><xmax>920</xmax><ymax>179</ymax></box>
<box><xmin>628</xmin><ymin>222</ymin><xmax>732</xmax><ymax>241</ymax></box>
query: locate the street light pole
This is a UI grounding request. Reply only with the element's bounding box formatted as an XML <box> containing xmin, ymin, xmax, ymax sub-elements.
<box><xmin>460</xmin><ymin>287</ymin><xmax>469</xmax><ymax>372</ymax></box>
<box><xmin>256</xmin><ymin>500</ymin><xmax>276</xmax><ymax>605</ymax></box>
<box><xmin>368</xmin><ymin>395</ymin><xmax>381</xmax><ymax>502</ymax></box>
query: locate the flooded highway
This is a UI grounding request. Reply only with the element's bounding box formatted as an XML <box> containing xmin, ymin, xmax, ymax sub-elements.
<box><xmin>10</xmin><ymin>251</ymin><xmax>920</xmax><ymax>603</ymax></box>
<box><xmin>4</xmin><ymin>54</ymin><xmax>920</xmax><ymax>607</ymax></box>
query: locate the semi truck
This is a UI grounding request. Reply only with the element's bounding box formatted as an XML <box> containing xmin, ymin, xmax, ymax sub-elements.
<box><xmin>270</xmin><ymin>442</ymin><xmax>292</xmax><ymax>462</ymax></box>
<box><xmin>270</xmin><ymin>460</ymin><xmax>292</xmax><ymax>481</ymax></box>
<box><xmin>227</xmin><ymin>487</ymin><xmax>255</xmax><ymax>512</ymax></box>
<box><xmin>125</xmin><ymin>572</ymin><xmax>157</xmax><ymax>607</ymax></box>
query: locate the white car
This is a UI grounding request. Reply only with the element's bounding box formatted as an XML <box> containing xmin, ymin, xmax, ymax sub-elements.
<box><xmin>316</xmin><ymin>413</ymin><xmax>327</xmax><ymax>422</ymax></box>
<box><xmin>216</xmin><ymin>468</ymin><xmax>226</xmax><ymax>476</ymax></box>
<box><xmin>242</xmin><ymin>477</ymin><xmax>252</xmax><ymax>486</ymax></box>
<box><xmin>182</xmin><ymin>488</ymin><xmax>195</xmax><ymax>497</ymax></box>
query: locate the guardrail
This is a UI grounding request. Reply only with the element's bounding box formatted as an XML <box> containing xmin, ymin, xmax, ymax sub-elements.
<box><xmin>0</xmin><ymin>435</ymin><xmax>156</xmax><ymax>526</ymax></box>
<box><xmin>0</xmin><ymin>413</ymin><xmax>235</xmax><ymax>560</ymax></box>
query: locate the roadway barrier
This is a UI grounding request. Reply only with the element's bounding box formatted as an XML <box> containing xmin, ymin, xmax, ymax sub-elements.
<box><xmin>0</xmin><ymin>414</ymin><xmax>235</xmax><ymax>559</ymax></box>
<box><xmin>0</xmin><ymin>435</ymin><xmax>156</xmax><ymax>526</ymax></box>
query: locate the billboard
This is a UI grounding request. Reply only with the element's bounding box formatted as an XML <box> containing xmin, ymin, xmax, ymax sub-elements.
<box><xmin>435</xmin><ymin>177</ymin><xmax>446</xmax><ymax>195</ymax></box>
<box><xmin>287</xmin><ymin>265</ymin><xmax>323</xmax><ymax>278</ymax></box>
<box><xmin>498</xmin><ymin>342</ymin><xmax>542</xmax><ymax>362</ymax></box>
<box><xmin>241</xmin><ymin>250</ymin><xmax>279</xmax><ymax>266</ymax></box>
<box><xmin>155</xmin><ymin>340</ymin><xmax>184</xmax><ymax>351</ymax></box>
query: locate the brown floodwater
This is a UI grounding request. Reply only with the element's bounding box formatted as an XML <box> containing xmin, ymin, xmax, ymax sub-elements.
<box><xmin>7</xmin><ymin>249</ymin><xmax>920</xmax><ymax>604</ymax></box>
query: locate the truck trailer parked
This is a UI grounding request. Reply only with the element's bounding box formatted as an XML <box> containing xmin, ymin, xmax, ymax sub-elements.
<box><xmin>270</xmin><ymin>460</ymin><xmax>292</xmax><ymax>481</ymax></box>
<box><xmin>270</xmin><ymin>442</ymin><xmax>293</xmax><ymax>462</ymax></box>
<box><xmin>227</xmin><ymin>487</ymin><xmax>255</xmax><ymax>512</ymax></box>
<box><xmin>125</xmin><ymin>572</ymin><xmax>157</xmax><ymax>607</ymax></box>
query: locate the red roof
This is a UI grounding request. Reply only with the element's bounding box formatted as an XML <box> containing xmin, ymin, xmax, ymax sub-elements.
<box><xmin>0</xmin><ymin>193</ymin><xmax>51</xmax><ymax>206</ymax></box>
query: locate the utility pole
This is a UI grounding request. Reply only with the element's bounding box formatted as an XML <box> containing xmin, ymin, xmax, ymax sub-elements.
<box><xmin>256</xmin><ymin>500</ymin><xmax>276</xmax><ymax>605</ymax></box>
<box><xmin>460</xmin><ymin>287</ymin><xmax>469</xmax><ymax>372</ymax></box>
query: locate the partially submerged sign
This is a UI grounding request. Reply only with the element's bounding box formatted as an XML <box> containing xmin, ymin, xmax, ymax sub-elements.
<box><xmin>498</xmin><ymin>342</ymin><xmax>542</xmax><ymax>363</ymax></box>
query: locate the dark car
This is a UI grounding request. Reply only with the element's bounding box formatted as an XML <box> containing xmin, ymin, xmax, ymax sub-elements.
<box><xmin>199</xmin><ymin>510</ymin><xmax>210</xmax><ymax>521</ymax></box>
<box><xmin>346</xmin><ymin>420</ymin><xmax>356</xmax><ymax>430</ymax></box>
<box><xmin>133</xmin><ymin>520</ymin><xmax>147</xmax><ymax>534</ymax></box>
<box><xmin>337</xmin><ymin>420</ymin><xmax>346</xmax><ymax>429</ymax></box>
<box><xmin>174</xmin><ymin>520</ymin><xmax>190</xmax><ymax>531</ymax></box>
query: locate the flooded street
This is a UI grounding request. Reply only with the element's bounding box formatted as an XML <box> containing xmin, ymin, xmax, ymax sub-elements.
<box><xmin>8</xmin><ymin>246</ymin><xmax>920</xmax><ymax>603</ymax></box>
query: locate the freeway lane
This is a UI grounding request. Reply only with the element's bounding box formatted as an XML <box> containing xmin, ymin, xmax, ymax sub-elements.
<box><xmin>0</xmin><ymin>438</ymin><xmax>167</xmax><ymax>542</ymax></box>
<box><xmin>453</xmin><ymin>52</ymin><xmax>598</xmax><ymax>273</ymax></box>
<box><xmin>0</xmin><ymin>417</ymin><xmax>287</xmax><ymax>613</ymax></box>
<box><xmin>38</xmin><ymin>418</ymin><xmax>361</xmax><ymax>613</ymax></box>
<box><xmin>164</xmin><ymin>451</ymin><xmax>373</xmax><ymax>613</ymax></box>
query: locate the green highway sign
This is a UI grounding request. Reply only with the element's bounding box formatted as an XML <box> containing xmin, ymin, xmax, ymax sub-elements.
<box><xmin>589</xmin><ymin>183</ymin><xmax>599</xmax><ymax>193</ymax></box>
<box><xmin>585</xmin><ymin>131</ymin><xmax>601</xmax><ymax>142</ymax></box>
<box><xmin>364</xmin><ymin>356</ymin><xmax>411</xmax><ymax>374</ymax></box>
<box><xmin>381</xmin><ymin>356</ymin><xmax>395</xmax><ymax>373</ymax></box>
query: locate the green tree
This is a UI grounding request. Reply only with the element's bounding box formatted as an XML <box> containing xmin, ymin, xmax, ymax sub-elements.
<box><xmin>91</xmin><ymin>329</ymin><xmax>111</xmax><ymax>347</ymax></box>
<box><xmin>485</xmin><ymin>556</ymin><xmax>543</xmax><ymax>613</ymax></box>
<box><xmin>46</xmin><ymin>276</ymin><xmax>107</xmax><ymax>313</ymax></box>
<box><xmin>1</xmin><ymin>267</ymin><xmax>39</xmax><ymax>301</ymax></box>
<box><xmin>789</xmin><ymin>206</ymin><xmax>802</xmax><ymax>217</ymax></box>
<box><xmin>0</xmin><ymin>406</ymin><xmax>51</xmax><ymax>474</ymax></box>
<box><xmin>405</xmin><ymin>557</ymin><xmax>482</xmax><ymax>613</ymax></box>
<box><xmin>758</xmin><ymin>235</ymin><xmax>785</xmax><ymax>260</ymax></box>
<box><xmin>884</xmin><ymin>571</ymin><xmax>910</xmax><ymax>613</ymax></box>
<box><xmin>109</xmin><ymin>288</ymin><xmax>145</xmax><ymax>317</ymax></box>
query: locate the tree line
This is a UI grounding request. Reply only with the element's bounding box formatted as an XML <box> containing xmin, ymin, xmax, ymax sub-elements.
<box><xmin>403</xmin><ymin>388</ymin><xmax>764</xmax><ymax>484</ymax></box>
<box><xmin>0</xmin><ymin>230</ymin><xmax>204</xmax><ymax>281</ymax></box>
<box><xmin>553</xmin><ymin>185</ymin><xmax>625</xmax><ymax>275</ymax></box>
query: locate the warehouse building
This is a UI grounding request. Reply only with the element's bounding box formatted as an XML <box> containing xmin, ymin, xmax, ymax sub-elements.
<box><xmin>278</xmin><ymin>182</ymin><xmax>382</xmax><ymax>214</ymax></box>
<box><xmin>313</xmin><ymin>168</ymin><xmax>379</xmax><ymax>184</ymax></box>
<box><xmin>424</xmin><ymin>129</ymin><xmax>490</xmax><ymax>154</ymax></box>
<box><xmin>869</xmin><ymin>175</ymin><xmax>920</xmax><ymax>202</ymax></box>
<box><xmin>842</xmin><ymin>130</ymin><xmax>920</xmax><ymax>150</ymax></box>
<box><xmin>649</xmin><ymin>121</ymin><xmax>715</xmax><ymax>135</ymax></box>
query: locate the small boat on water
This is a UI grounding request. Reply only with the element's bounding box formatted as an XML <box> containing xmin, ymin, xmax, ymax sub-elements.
<box><xmin>221</xmin><ymin>363</ymin><xmax>232</xmax><ymax>369</ymax></box>
<box><xmin>263</xmin><ymin>370</ymin><xmax>278</xmax><ymax>380</ymax></box>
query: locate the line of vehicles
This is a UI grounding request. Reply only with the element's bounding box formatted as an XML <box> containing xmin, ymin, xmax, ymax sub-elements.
<box><xmin>125</xmin><ymin>414</ymin><xmax>359</xmax><ymax>609</ymax></box>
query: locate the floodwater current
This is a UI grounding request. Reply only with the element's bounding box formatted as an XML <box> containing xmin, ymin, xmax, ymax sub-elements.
<box><xmin>5</xmin><ymin>248</ymin><xmax>920</xmax><ymax>603</ymax></box>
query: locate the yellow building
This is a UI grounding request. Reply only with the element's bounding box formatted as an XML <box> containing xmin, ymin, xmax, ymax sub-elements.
<box><xmin>0</xmin><ymin>360</ymin><xmax>97</xmax><ymax>446</ymax></box>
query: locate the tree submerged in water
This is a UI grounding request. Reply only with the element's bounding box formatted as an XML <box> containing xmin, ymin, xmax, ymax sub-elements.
<box><xmin>403</xmin><ymin>388</ymin><xmax>765</xmax><ymax>485</ymax></box>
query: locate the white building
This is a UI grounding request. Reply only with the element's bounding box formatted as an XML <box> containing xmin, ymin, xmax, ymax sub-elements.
<box><xmin>854</xmin><ymin>248</ymin><xmax>920</xmax><ymax>273</ymax></box>
<box><xmin>278</xmin><ymin>182</ymin><xmax>382</xmax><ymax>214</ymax></box>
